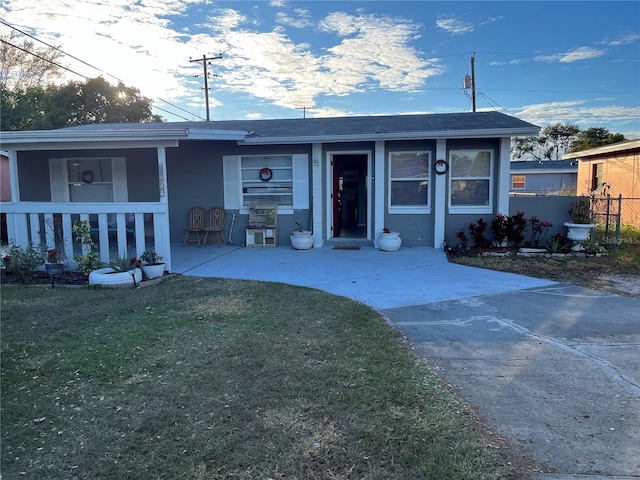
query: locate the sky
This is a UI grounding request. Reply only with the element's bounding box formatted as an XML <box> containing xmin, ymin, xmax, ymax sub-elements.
<box><xmin>1</xmin><ymin>0</ymin><xmax>640</xmax><ymax>138</ymax></box>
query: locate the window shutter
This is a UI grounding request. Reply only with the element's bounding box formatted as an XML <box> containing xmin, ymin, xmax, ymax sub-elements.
<box><xmin>223</xmin><ymin>155</ymin><xmax>240</xmax><ymax>209</ymax></box>
<box><xmin>292</xmin><ymin>154</ymin><xmax>309</xmax><ymax>209</ymax></box>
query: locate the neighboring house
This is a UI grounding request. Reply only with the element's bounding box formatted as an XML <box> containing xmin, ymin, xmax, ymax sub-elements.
<box><xmin>509</xmin><ymin>159</ymin><xmax>578</xmax><ymax>195</ymax></box>
<box><xmin>562</xmin><ymin>139</ymin><xmax>640</xmax><ymax>197</ymax></box>
<box><xmin>1</xmin><ymin>112</ymin><xmax>538</xmax><ymax>271</ymax></box>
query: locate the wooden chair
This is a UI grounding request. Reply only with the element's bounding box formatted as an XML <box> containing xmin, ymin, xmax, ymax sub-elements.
<box><xmin>201</xmin><ymin>207</ymin><xmax>226</xmax><ymax>247</ymax></box>
<box><xmin>183</xmin><ymin>206</ymin><xmax>206</xmax><ymax>245</ymax></box>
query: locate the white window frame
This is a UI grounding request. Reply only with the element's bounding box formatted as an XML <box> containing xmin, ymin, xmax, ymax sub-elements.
<box><xmin>388</xmin><ymin>151</ymin><xmax>431</xmax><ymax>214</ymax></box>
<box><xmin>223</xmin><ymin>154</ymin><xmax>309</xmax><ymax>214</ymax></box>
<box><xmin>512</xmin><ymin>175</ymin><xmax>526</xmax><ymax>190</ymax></box>
<box><xmin>49</xmin><ymin>157</ymin><xmax>127</xmax><ymax>203</ymax></box>
<box><xmin>448</xmin><ymin>149</ymin><xmax>493</xmax><ymax>214</ymax></box>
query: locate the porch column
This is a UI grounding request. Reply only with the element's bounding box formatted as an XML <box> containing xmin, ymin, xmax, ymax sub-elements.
<box><xmin>434</xmin><ymin>139</ymin><xmax>447</xmax><ymax>249</ymax></box>
<box><xmin>373</xmin><ymin>140</ymin><xmax>385</xmax><ymax>247</ymax></box>
<box><xmin>311</xmin><ymin>143</ymin><xmax>323</xmax><ymax>247</ymax></box>
<box><xmin>156</xmin><ymin>146</ymin><xmax>172</xmax><ymax>272</ymax></box>
<box><xmin>5</xmin><ymin>150</ymin><xmax>29</xmax><ymax>247</ymax></box>
<box><xmin>497</xmin><ymin>137</ymin><xmax>511</xmax><ymax>215</ymax></box>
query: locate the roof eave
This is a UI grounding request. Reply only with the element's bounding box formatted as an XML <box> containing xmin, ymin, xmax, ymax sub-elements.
<box><xmin>1</xmin><ymin>127</ymin><xmax>249</xmax><ymax>150</ymax></box>
<box><xmin>240</xmin><ymin>127</ymin><xmax>540</xmax><ymax>145</ymax></box>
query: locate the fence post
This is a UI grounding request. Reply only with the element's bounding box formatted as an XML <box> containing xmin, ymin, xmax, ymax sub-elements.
<box><xmin>614</xmin><ymin>194</ymin><xmax>622</xmax><ymax>250</ymax></box>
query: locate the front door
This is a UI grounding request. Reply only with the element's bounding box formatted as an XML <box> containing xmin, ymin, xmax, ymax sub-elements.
<box><xmin>331</xmin><ymin>154</ymin><xmax>368</xmax><ymax>239</ymax></box>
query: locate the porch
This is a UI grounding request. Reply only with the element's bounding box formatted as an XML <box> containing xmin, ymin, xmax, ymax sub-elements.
<box><xmin>2</xmin><ymin>203</ymin><xmax>171</xmax><ymax>271</ymax></box>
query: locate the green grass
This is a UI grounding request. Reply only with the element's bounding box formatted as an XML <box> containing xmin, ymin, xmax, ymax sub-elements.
<box><xmin>1</xmin><ymin>276</ymin><xmax>517</xmax><ymax>479</ymax></box>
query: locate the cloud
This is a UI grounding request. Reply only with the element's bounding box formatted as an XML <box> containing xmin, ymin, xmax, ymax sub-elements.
<box><xmin>515</xmin><ymin>101</ymin><xmax>640</xmax><ymax>133</ymax></box>
<box><xmin>204</xmin><ymin>10</ymin><xmax>442</xmax><ymax>111</ymax></box>
<box><xmin>607</xmin><ymin>33</ymin><xmax>640</xmax><ymax>46</ymax></box>
<box><xmin>535</xmin><ymin>47</ymin><xmax>606</xmax><ymax>63</ymax></box>
<box><xmin>275</xmin><ymin>8</ymin><xmax>314</xmax><ymax>29</ymax></box>
<box><xmin>435</xmin><ymin>17</ymin><xmax>473</xmax><ymax>35</ymax></box>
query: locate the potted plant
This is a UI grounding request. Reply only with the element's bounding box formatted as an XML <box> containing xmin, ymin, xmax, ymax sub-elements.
<box><xmin>140</xmin><ymin>250</ymin><xmax>165</xmax><ymax>279</ymax></box>
<box><xmin>44</xmin><ymin>248</ymin><xmax>66</xmax><ymax>286</ymax></box>
<box><xmin>564</xmin><ymin>197</ymin><xmax>595</xmax><ymax>241</ymax></box>
<box><xmin>290</xmin><ymin>223</ymin><xmax>313</xmax><ymax>250</ymax></box>
<box><xmin>378</xmin><ymin>227</ymin><xmax>402</xmax><ymax>252</ymax></box>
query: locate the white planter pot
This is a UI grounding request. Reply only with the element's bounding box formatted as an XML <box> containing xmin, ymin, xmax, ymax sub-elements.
<box><xmin>292</xmin><ymin>230</ymin><xmax>312</xmax><ymax>237</ymax></box>
<box><xmin>141</xmin><ymin>263</ymin><xmax>166</xmax><ymax>279</ymax></box>
<box><xmin>89</xmin><ymin>267</ymin><xmax>142</xmax><ymax>287</ymax></box>
<box><xmin>378</xmin><ymin>232</ymin><xmax>402</xmax><ymax>252</ymax></box>
<box><xmin>564</xmin><ymin>222</ymin><xmax>595</xmax><ymax>241</ymax></box>
<box><xmin>290</xmin><ymin>234</ymin><xmax>314</xmax><ymax>250</ymax></box>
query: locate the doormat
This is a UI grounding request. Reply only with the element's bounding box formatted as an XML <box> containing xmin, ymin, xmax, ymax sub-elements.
<box><xmin>333</xmin><ymin>246</ymin><xmax>361</xmax><ymax>250</ymax></box>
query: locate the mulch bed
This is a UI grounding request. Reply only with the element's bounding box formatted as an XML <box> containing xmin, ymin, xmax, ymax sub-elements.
<box><xmin>1</xmin><ymin>270</ymin><xmax>88</xmax><ymax>286</ymax></box>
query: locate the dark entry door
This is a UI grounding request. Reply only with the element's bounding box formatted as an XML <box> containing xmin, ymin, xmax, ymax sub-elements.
<box><xmin>332</xmin><ymin>154</ymin><xmax>368</xmax><ymax>239</ymax></box>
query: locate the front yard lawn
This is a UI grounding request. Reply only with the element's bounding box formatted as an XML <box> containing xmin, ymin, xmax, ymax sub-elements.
<box><xmin>1</xmin><ymin>276</ymin><xmax>521</xmax><ymax>479</ymax></box>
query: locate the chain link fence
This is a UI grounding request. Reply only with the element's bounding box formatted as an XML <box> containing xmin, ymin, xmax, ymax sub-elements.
<box><xmin>592</xmin><ymin>195</ymin><xmax>640</xmax><ymax>247</ymax></box>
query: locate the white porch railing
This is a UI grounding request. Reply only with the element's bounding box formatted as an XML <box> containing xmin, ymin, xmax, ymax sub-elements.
<box><xmin>1</xmin><ymin>202</ymin><xmax>172</xmax><ymax>272</ymax></box>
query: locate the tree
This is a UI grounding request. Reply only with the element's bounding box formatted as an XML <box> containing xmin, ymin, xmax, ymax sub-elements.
<box><xmin>1</xmin><ymin>77</ymin><xmax>163</xmax><ymax>130</ymax></box>
<box><xmin>512</xmin><ymin>123</ymin><xmax>580</xmax><ymax>161</ymax></box>
<box><xmin>568</xmin><ymin>127</ymin><xmax>625</xmax><ymax>153</ymax></box>
<box><xmin>0</xmin><ymin>31</ymin><xmax>63</xmax><ymax>92</ymax></box>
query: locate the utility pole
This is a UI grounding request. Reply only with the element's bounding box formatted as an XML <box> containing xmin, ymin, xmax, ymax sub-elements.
<box><xmin>470</xmin><ymin>53</ymin><xmax>476</xmax><ymax>112</ymax></box>
<box><xmin>463</xmin><ymin>53</ymin><xmax>477</xmax><ymax>112</ymax></box>
<box><xmin>296</xmin><ymin>106</ymin><xmax>313</xmax><ymax>118</ymax></box>
<box><xmin>190</xmin><ymin>54</ymin><xmax>222</xmax><ymax>121</ymax></box>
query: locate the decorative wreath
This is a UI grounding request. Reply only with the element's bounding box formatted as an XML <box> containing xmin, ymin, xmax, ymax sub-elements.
<box><xmin>434</xmin><ymin>159</ymin><xmax>448</xmax><ymax>175</ymax></box>
<box><xmin>259</xmin><ymin>167</ymin><xmax>273</xmax><ymax>182</ymax></box>
<box><xmin>82</xmin><ymin>170</ymin><xmax>94</xmax><ymax>183</ymax></box>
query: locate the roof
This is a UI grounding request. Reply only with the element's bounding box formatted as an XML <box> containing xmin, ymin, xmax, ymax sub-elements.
<box><xmin>1</xmin><ymin>111</ymin><xmax>539</xmax><ymax>149</ymax></box>
<box><xmin>562</xmin><ymin>139</ymin><xmax>640</xmax><ymax>160</ymax></box>
<box><xmin>510</xmin><ymin>159</ymin><xmax>578</xmax><ymax>173</ymax></box>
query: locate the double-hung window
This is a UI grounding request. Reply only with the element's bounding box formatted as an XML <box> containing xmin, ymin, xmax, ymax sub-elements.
<box><xmin>449</xmin><ymin>149</ymin><xmax>493</xmax><ymax>213</ymax></box>
<box><xmin>388</xmin><ymin>151</ymin><xmax>430</xmax><ymax>213</ymax></box>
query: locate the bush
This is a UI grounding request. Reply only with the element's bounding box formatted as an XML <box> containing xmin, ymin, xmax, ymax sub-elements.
<box><xmin>1</xmin><ymin>243</ymin><xmax>45</xmax><ymax>282</ymax></box>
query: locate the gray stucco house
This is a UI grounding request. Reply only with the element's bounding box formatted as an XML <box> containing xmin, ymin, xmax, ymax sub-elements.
<box><xmin>1</xmin><ymin>111</ymin><xmax>539</xmax><ymax>271</ymax></box>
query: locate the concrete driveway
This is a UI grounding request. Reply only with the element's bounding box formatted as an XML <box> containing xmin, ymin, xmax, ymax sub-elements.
<box><xmin>173</xmin><ymin>245</ymin><xmax>640</xmax><ymax>479</ymax></box>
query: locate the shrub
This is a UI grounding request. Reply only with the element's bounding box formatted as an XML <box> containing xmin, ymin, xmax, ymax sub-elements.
<box><xmin>491</xmin><ymin>214</ymin><xmax>509</xmax><ymax>245</ymax></box>
<box><xmin>506</xmin><ymin>211</ymin><xmax>527</xmax><ymax>247</ymax></box>
<box><xmin>468</xmin><ymin>218</ymin><xmax>492</xmax><ymax>249</ymax></box>
<box><xmin>72</xmin><ymin>219</ymin><xmax>103</xmax><ymax>275</ymax></box>
<box><xmin>1</xmin><ymin>243</ymin><xmax>45</xmax><ymax>282</ymax></box>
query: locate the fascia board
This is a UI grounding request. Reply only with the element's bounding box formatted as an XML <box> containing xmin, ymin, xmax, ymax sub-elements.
<box><xmin>2</xmin><ymin>140</ymin><xmax>181</xmax><ymax>151</ymax></box>
<box><xmin>239</xmin><ymin>127</ymin><xmax>540</xmax><ymax>145</ymax></box>
<box><xmin>185</xmin><ymin>128</ymin><xmax>248</xmax><ymax>140</ymax></box>
<box><xmin>1</xmin><ymin>128</ymin><xmax>190</xmax><ymax>143</ymax></box>
<box><xmin>562</xmin><ymin>139</ymin><xmax>640</xmax><ymax>159</ymax></box>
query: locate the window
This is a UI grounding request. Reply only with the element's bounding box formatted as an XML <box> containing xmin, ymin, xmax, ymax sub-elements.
<box><xmin>388</xmin><ymin>151</ymin><xmax>430</xmax><ymax>212</ymax></box>
<box><xmin>67</xmin><ymin>158</ymin><xmax>113</xmax><ymax>202</ymax></box>
<box><xmin>512</xmin><ymin>175</ymin><xmax>525</xmax><ymax>189</ymax></box>
<box><xmin>449</xmin><ymin>150</ymin><xmax>492</xmax><ymax>211</ymax></box>
<box><xmin>241</xmin><ymin>155</ymin><xmax>293</xmax><ymax>206</ymax></box>
<box><xmin>223</xmin><ymin>154</ymin><xmax>309</xmax><ymax>212</ymax></box>
<box><xmin>591</xmin><ymin>163</ymin><xmax>603</xmax><ymax>190</ymax></box>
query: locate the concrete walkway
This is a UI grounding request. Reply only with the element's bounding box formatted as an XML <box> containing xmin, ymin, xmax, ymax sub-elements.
<box><xmin>172</xmin><ymin>245</ymin><xmax>640</xmax><ymax>479</ymax></box>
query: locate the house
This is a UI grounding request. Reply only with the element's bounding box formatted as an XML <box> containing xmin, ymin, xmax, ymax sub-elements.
<box><xmin>562</xmin><ymin>139</ymin><xmax>640</xmax><ymax>197</ymax></box>
<box><xmin>1</xmin><ymin>111</ymin><xmax>539</xmax><ymax>271</ymax></box>
<box><xmin>509</xmin><ymin>159</ymin><xmax>578</xmax><ymax>195</ymax></box>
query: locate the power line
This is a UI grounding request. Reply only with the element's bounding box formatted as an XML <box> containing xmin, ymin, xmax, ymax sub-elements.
<box><xmin>0</xmin><ymin>39</ymin><xmax>90</xmax><ymax>80</ymax></box>
<box><xmin>1</xmin><ymin>20</ymin><xmax>205</xmax><ymax>121</ymax></box>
